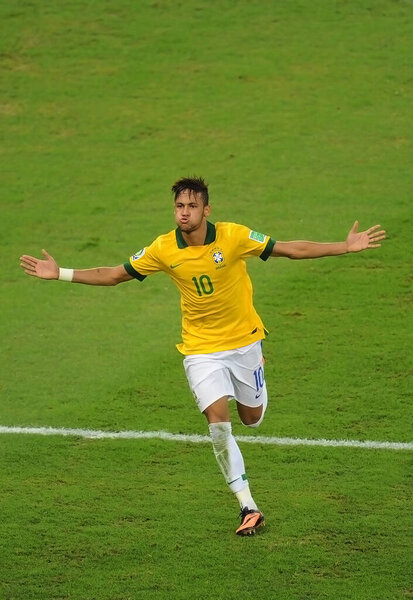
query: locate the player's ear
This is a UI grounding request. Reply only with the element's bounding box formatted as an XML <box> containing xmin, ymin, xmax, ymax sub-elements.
<box><xmin>204</xmin><ymin>204</ymin><xmax>211</xmax><ymax>217</ymax></box>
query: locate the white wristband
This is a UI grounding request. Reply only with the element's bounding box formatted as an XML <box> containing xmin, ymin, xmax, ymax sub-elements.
<box><xmin>58</xmin><ymin>268</ymin><xmax>74</xmax><ymax>282</ymax></box>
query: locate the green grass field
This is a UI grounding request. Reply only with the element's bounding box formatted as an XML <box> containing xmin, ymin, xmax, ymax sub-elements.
<box><xmin>1</xmin><ymin>1</ymin><xmax>412</xmax><ymax>598</ymax></box>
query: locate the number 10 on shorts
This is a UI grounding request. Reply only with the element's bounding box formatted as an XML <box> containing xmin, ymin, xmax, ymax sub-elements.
<box><xmin>254</xmin><ymin>366</ymin><xmax>264</xmax><ymax>394</ymax></box>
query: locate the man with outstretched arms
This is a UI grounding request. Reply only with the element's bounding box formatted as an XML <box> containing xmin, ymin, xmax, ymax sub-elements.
<box><xmin>20</xmin><ymin>177</ymin><xmax>386</xmax><ymax>536</ymax></box>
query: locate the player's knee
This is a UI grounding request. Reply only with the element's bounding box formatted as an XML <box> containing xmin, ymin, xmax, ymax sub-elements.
<box><xmin>240</xmin><ymin>401</ymin><xmax>267</xmax><ymax>428</ymax></box>
<box><xmin>240</xmin><ymin>411</ymin><xmax>263</xmax><ymax>428</ymax></box>
<box><xmin>209</xmin><ymin>422</ymin><xmax>233</xmax><ymax>457</ymax></box>
<box><xmin>241</xmin><ymin>416</ymin><xmax>261</xmax><ymax>428</ymax></box>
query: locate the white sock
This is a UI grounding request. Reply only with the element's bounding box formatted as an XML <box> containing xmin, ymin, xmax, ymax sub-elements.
<box><xmin>235</xmin><ymin>485</ymin><xmax>258</xmax><ymax>511</ymax></box>
<box><xmin>208</xmin><ymin>421</ymin><xmax>257</xmax><ymax>511</ymax></box>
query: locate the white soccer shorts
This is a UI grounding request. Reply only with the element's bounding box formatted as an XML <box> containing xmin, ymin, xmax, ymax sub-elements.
<box><xmin>183</xmin><ymin>340</ymin><xmax>268</xmax><ymax>413</ymax></box>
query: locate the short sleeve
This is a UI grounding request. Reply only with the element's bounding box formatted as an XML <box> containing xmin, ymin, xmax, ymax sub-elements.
<box><xmin>124</xmin><ymin>239</ymin><xmax>163</xmax><ymax>281</ymax></box>
<box><xmin>232</xmin><ymin>224</ymin><xmax>275</xmax><ymax>261</ymax></box>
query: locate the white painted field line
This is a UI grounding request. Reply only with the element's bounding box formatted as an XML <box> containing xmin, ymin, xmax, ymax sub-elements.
<box><xmin>0</xmin><ymin>425</ymin><xmax>412</xmax><ymax>451</ymax></box>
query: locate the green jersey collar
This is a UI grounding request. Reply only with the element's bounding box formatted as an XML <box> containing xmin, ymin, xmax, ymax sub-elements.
<box><xmin>175</xmin><ymin>221</ymin><xmax>216</xmax><ymax>249</ymax></box>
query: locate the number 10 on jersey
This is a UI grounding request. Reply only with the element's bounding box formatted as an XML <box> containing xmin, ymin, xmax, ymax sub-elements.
<box><xmin>192</xmin><ymin>275</ymin><xmax>214</xmax><ymax>296</ymax></box>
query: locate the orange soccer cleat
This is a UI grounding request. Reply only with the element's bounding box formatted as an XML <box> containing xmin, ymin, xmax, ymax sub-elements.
<box><xmin>236</xmin><ymin>507</ymin><xmax>265</xmax><ymax>536</ymax></box>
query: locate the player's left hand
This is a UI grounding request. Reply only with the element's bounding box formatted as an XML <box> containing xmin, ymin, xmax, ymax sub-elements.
<box><xmin>346</xmin><ymin>221</ymin><xmax>386</xmax><ymax>253</ymax></box>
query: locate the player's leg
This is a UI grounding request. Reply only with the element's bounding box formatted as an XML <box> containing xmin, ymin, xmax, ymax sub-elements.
<box><xmin>202</xmin><ymin>394</ymin><xmax>230</xmax><ymax>423</ymax></box>
<box><xmin>225</xmin><ymin>341</ymin><xmax>268</xmax><ymax>534</ymax></box>
<box><xmin>203</xmin><ymin>396</ymin><xmax>250</xmax><ymax>498</ymax></box>
<box><xmin>236</xmin><ymin>400</ymin><xmax>266</xmax><ymax>427</ymax></box>
<box><xmin>230</xmin><ymin>341</ymin><xmax>268</xmax><ymax>428</ymax></box>
<box><xmin>203</xmin><ymin>398</ymin><xmax>263</xmax><ymax>535</ymax></box>
<box><xmin>183</xmin><ymin>354</ymin><xmax>262</xmax><ymax>534</ymax></box>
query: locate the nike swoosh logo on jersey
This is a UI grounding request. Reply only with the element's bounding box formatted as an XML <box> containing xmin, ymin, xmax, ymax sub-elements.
<box><xmin>255</xmin><ymin>392</ymin><xmax>262</xmax><ymax>399</ymax></box>
<box><xmin>170</xmin><ymin>263</ymin><xmax>183</xmax><ymax>269</ymax></box>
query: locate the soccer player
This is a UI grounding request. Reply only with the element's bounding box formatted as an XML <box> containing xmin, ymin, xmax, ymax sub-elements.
<box><xmin>20</xmin><ymin>177</ymin><xmax>386</xmax><ymax>536</ymax></box>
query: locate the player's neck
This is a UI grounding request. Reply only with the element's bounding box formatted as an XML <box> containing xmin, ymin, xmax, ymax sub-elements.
<box><xmin>181</xmin><ymin>219</ymin><xmax>208</xmax><ymax>246</ymax></box>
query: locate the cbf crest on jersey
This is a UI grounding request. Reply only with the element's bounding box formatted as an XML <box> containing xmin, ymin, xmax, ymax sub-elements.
<box><xmin>211</xmin><ymin>248</ymin><xmax>225</xmax><ymax>266</ymax></box>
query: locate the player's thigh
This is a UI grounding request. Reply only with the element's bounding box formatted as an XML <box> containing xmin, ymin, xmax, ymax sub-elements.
<box><xmin>236</xmin><ymin>399</ymin><xmax>266</xmax><ymax>425</ymax></box>
<box><xmin>229</xmin><ymin>341</ymin><xmax>267</xmax><ymax>408</ymax></box>
<box><xmin>183</xmin><ymin>355</ymin><xmax>235</xmax><ymax>415</ymax></box>
<box><xmin>203</xmin><ymin>396</ymin><xmax>231</xmax><ymax>423</ymax></box>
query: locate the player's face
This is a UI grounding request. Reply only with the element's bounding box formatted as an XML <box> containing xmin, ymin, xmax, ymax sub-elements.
<box><xmin>174</xmin><ymin>190</ymin><xmax>210</xmax><ymax>234</ymax></box>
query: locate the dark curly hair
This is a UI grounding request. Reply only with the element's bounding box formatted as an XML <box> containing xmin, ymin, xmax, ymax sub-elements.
<box><xmin>171</xmin><ymin>176</ymin><xmax>209</xmax><ymax>206</ymax></box>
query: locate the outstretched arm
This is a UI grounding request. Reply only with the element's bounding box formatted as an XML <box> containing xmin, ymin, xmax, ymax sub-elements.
<box><xmin>272</xmin><ymin>221</ymin><xmax>386</xmax><ymax>259</ymax></box>
<box><xmin>20</xmin><ymin>249</ymin><xmax>133</xmax><ymax>286</ymax></box>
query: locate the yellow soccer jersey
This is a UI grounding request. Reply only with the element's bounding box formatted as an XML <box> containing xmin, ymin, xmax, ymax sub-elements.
<box><xmin>124</xmin><ymin>221</ymin><xmax>275</xmax><ymax>355</ymax></box>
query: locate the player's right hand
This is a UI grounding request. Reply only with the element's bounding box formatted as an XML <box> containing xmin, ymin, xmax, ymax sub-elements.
<box><xmin>20</xmin><ymin>249</ymin><xmax>59</xmax><ymax>280</ymax></box>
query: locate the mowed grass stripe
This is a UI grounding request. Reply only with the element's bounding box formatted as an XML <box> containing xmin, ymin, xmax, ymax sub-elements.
<box><xmin>1</xmin><ymin>425</ymin><xmax>412</xmax><ymax>451</ymax></box>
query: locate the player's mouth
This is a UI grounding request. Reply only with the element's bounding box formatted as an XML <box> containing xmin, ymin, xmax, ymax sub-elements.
<box><xmin>179</xmin><ymin>220</ymin><xmax>197</xmax><ymax>234</ymax></box>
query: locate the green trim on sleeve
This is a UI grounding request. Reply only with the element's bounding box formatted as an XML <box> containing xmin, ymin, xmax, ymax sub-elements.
<box><xmin>260</xmin><ymin>238</ymin><xmax>276</xmax><ymax>261</ymax></box>
<box><xmin>123</xmin><ymin>261</ymin><xmax>147</xmax><ymax>281</ymax></box>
